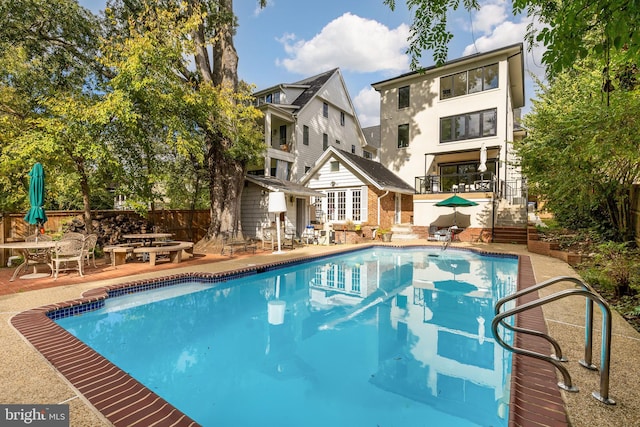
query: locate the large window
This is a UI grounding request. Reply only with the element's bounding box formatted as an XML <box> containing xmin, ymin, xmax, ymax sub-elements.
<box><xmin>323</xmin><ymin>188</ymin><xmax>366</xmax><ymax>223</ymax></box>
<box><xmin>440</xmin><ymin>63</ymin><xmax>499</xmax><ymax>99</ymax></box>
<box><xmin>352</xmin><ymin>190</ymin><xmax>361</xmax><ymax>221</ymax></box>
<box><xmin>440</xmin><ymin>109</ymin><xmax>496</xmax><ymax>142</ymax></box>
<box><xmin>337</xmin><ymin>191</ymin><xmax>346</xmax><ymax>220</ymax></box>
<box><xmin>398</xmin><ymin>85</ymin><xmax>410</xmax><ymax>109</ymax></box>
<box><xmin>397</xmin><ymin>123</ymin><xmax>409</xmax><ymax>148</ymax></box>
<box><xmin>303</xmin><ymin>125</ymin><xmax>309</xmax><ymax>145</ymax></box>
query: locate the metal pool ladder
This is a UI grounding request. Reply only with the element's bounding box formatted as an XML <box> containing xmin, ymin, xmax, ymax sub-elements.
<box><xmin>492</xmin><ymin>276</ymin><xmax>616</xmax><ymax>405</ymax></box>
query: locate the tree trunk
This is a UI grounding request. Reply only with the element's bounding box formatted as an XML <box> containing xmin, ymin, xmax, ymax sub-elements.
<box><xmin>195</xmin><ymin>0</ymin><xmax>245</xmax><ymax>251</ymax></box>
<box><xmin>78</xmin><ymin>165</ymin><xmax>93</xmax><ymax>234</ymax></box>
<box><xmin>206</xmin><ymin>133</ymin><xmax>245</xmax><ymax>238</ymax></box>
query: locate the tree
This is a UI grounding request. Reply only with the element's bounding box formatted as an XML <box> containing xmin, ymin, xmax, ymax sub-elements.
<box><xmin>515</xmin><ymin>62</ymin><xmax>640</xmax><ymax>241</ymax></box>
<box><xmin>0</xmin><ymin>0</ymin><xmax>109</xmax><ymax>232</ymax></box>
<box><xmin>385</xmin><ymin>0</ymin><xmax>640</xmax><ymax>77</ymax></box>
<box><xmin>102</xmin><ymin>0</ymin><xmax>264</xmax><ymax>246</ymax></box>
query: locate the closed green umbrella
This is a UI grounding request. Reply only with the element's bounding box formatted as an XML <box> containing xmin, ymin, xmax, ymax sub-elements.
<box><xmin>435</xmin><ymin>194</ymin><xmax>478</xmax><ymax>226</ymax></box>
<box><xmin>24</xmin><ymin>163</ymin><xmax>47</xmax><ymax>236</ymax></box>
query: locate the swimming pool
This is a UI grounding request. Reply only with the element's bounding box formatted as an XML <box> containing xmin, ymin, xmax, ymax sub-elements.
<box><xmin>54</xmin><ymin>247</ymin><xmax>518</xmax><ymax>426</ymax></box>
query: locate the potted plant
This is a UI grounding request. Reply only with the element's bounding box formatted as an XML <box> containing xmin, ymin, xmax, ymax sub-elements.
<box><xmin>377</xmin><ymin>228</ymin><xmax>393</xmax><ymax>242</ymax></box>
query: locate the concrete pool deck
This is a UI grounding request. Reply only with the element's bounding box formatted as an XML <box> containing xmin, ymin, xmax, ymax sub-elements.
<box><xmin>1</xmin><ymin>242</ymin><xmax>639</xmax><ymax>426</ymax></box>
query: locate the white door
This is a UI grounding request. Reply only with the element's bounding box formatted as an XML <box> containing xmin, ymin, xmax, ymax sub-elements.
<box><xmin>395</xmin><ymin>193</ymin><xmax>401</xmax><ymax>224</ymax></box>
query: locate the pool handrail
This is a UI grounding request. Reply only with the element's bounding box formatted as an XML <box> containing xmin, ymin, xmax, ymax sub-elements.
<box><xmin>494</xmin><ymin>276</ymin><xmax>598</xmax><ymax>367</ymax></box>
<box><xmin>492</xmin><ymin>285</ymin><xmax>616</xmax><ymax>405</ymax></box>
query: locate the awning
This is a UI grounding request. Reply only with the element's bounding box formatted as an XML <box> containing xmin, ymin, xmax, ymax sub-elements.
<box><xmin>245</xmin><ymin>175</ymin><xmax>325</xmax><ymax>197</ymax></box>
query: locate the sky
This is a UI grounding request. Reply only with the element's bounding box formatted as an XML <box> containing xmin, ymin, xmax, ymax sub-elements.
<box><xmin>78</xmin><ymin>0</ymin><xmax>545</xmax><ymax>127</ymax></box>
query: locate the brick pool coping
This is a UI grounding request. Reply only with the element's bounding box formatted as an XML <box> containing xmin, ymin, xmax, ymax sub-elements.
<box><xmin>11</xmin><ymin>247</ymin><xmax>569</xmax><ymax>427</ymax></box>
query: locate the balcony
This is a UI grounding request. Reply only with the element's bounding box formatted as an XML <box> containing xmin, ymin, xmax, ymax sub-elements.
<box><xmin>415</xmin><ymin>172</ymin><xmax>496</xmax><ymax>194</ymax></box>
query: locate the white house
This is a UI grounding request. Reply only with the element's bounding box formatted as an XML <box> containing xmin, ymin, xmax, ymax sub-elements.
<box><xmin>242</xmin><ymin>69</ymin><xmax>377</xmax><ymax>241</ymax></box>
<box><xmin>371</xmin><ymin>43</ymin><xmax>527</xmax><ymax>242</ymax></box>
<box><xmin>250</xmin><ymin>68</ymin><xmax>377</xmax><ymax>181</ymax></box>
<box><xmin>300</xmin><ymin>146</ymin><xmax>414</xmax><ymax>240</ymax></box>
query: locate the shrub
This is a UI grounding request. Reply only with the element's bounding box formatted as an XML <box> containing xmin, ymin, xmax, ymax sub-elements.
<box><xmin>589</xmin><ymin>241</ymin><xmax>639</xmax><ymax>297</ymax></box>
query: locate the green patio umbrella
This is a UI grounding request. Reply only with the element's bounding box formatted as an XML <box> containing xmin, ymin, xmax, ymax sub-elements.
<box><xmin>24</xmin><ymin>162</ymin><xmax>47</xmax><ymax>236</ymax></box>
<box><xmin>435</xmin><ymin>194</ymin><xmax>478</xmax><ymax>226</ymax></box>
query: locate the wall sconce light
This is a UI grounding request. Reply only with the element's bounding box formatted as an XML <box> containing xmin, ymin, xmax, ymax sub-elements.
<box><xmin>289</xmin><ymin>195</ymin><xmax>294</xmax><ymax>203</ymax></box>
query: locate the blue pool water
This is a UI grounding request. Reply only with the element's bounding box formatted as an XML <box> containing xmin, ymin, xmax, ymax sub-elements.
<box><xmin>56</xmin><ymin>247</ymin><xmax>517</xmax><ymax>427</ymax></box>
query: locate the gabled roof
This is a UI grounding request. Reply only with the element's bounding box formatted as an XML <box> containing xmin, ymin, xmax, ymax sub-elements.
<box><xmin>362</xmin><ymin>125</ymin><xmax>381</xmax><ymax>149</ymax></box>
<box><xmin>301</xmin><ymin>147</ymin><xmax>415</xmax><ymax>194</ymax></box>
<box><xmin>245</xmin><ymin>175</ymin><xmax>324</xmax><ymax>197</ymax></box>
<box><xmin>290</xmin><ymin>68</ymin><xmax>338</xmax><ymax>108</ymax></box>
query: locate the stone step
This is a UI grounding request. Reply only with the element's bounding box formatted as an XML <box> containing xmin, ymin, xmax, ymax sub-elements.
<box><xmin>492</xmin><ymin>227</ymin><xmax>528</xmax><ymax>244</ymax></box>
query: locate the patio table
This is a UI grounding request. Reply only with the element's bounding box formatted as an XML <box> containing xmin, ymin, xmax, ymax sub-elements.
<box><xmin>0</xmin><ymin>241</ymin><xmax>56</xmax><ymax>281</ymax></box>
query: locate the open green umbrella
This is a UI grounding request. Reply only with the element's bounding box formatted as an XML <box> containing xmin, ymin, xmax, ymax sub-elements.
<box><xmin>435</xmin><ymin>194</ymin><xmax>478</xmax><ymax>226</ymax></box>
<box><xmin>24</xmin><ymin>163</ymin><xmax>47</xmax><ymax>235</ymax></box>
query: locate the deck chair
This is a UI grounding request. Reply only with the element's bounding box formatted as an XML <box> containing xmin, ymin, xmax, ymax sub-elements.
<box><xmin>51</xmin><ymin>239</ymin><xmax>85</xmax><ymax>279</ymax></box>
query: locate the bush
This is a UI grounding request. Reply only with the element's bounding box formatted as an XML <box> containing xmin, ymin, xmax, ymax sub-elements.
<box><xmin>587</xmin><ymin>241</ymin><xmax>639</xmax><ymax>297</ymax></box>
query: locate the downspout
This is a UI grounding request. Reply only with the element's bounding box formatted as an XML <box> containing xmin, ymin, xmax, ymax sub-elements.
<box><xmin>377</xmin><ymin>190</ymin><xmax>390</xmax><ymax>226</ymax></box>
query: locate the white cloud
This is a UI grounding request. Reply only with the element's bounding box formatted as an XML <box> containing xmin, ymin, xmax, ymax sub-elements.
<box><xmin>462</xmin><ymin>17</ymin><xmax>546</xmax><ymax>79</ymax></box>
<box><xmin>353</xmin><ymin>87</ymin><xmax>381</xmax><ymax>127</ymax></box>
<box><xmin>276</xmin><ymin>12</ymin><xmax>410</xmax><ymax>75</ymax></box>
<box><xmin>473</xmin><ymin>1</ymin><xmax>508</xmax><ymax>34</ymax></box>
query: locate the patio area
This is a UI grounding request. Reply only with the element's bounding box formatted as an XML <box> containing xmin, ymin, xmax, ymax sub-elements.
<box><xmin>1</xmin><ymin>242</ymin><xmax>640</xmax><ymax>426</ymax></box>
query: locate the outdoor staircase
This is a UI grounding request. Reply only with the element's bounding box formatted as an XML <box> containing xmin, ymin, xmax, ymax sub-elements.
<box><xmin>492</xmin><ymin>227</ymin><xmax>528</xmax><ymax>244</ymax></box>
<box><xmin>390</xmin><ymin>224</ymin><xmax>420</xmax><ymax>242</ymax></box>
<box><xmin>493</xmin><ymin>201</ymin><xmax>528</xmax><ymax>244</ymax></box>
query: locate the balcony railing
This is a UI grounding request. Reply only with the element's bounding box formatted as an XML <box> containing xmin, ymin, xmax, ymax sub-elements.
<box><xmin>415</xmin><ymin>172</ymin><xmax>497</xmax><ymax>194</ymax></box>
<box><xmin>415</xmin><ymin>173</ymin><xmax>528</xmax><ymax>205</ymax></box>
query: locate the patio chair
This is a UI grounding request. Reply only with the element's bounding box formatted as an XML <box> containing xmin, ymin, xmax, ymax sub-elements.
<box><xmin>83</xmin><ymin>234</ymin><xmax>98</xmax><ymax>268</ymax></box>
<box><xmin>51</xmin><ymin>239</ymin><xmax>85</xmax><ymax>279</ymax></box>
<box><xmin>261</xmin><ymin>227</ymin><xmax>276</xmax><ymax>251</ymax></box>
<box><xmin>24</xmin><ymin>233</ymin><xmax>53</xmax><ymax>272</ymax></box>
<box><xmin>61</xmin><ymin>231</ymin><xmax>85</xmax><ymax>241</ymax></box>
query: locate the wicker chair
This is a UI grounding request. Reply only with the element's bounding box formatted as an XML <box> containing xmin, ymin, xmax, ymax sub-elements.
<box><xmin>61</xmin><ymin>231</ymin><xmax>85</xmax><ymax>241</ymax></box>
<box><xmin>51</xmin><ymin>239</ymin><xmax>85</xmax><ymax>279</ymax></box>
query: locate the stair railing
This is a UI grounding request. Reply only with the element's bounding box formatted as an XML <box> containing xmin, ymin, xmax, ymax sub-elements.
<box><xmin>492</xmin><ymin>276</ymin><xmax>616</xmax><ymax>405</ymax></box>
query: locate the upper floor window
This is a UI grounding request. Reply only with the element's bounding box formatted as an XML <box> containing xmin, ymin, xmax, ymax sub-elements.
<box><xmin>398</xmin><ymin>85</ymin><xmax>410</xmax><ymax>109</ymax></box>
<box><xmin>440</xmin><ymin>108</ymin><xmax>497</xmax><ymax>143</ymax></box>
<box><xmin>279</xmin><ymin>125</ymin><xmax>287</xmax><ymax>146</ymax></box>
<box><xmin>330</xmin><ymin>161</ymin><xmax>340</xmax><ymax>172</ymax></box>
<box><xmin>363</xmin><ymin>150</ymin><xmax>373</xmax><ymax>159</ymax></box>
<box><xmin>340</xmin><ymin>111</ymin><xmax>345</xmax><ymax>126</ymax></box>
<box><xmin>397</xmin><ymin>123</ymin><xmax>409</xmax><ymax>148</ymax></box>
<box><xmin>351</xmin><ymin>144</ymin><xmax>356</xmax><ymax>154</ymax></box>
<box><xmin>440</xmin><ymin>63</ymin><xmax>499</xmax><ymax>99</ymax></box>
<box><xmin>303</xmin><ymin>125</ymin><xmax>309</xmax><ymax>145</ymax></box>
<box><xmin>323</xmin><ymin>133</ymin><xmax>328</xmax><ymax>150</ymax></box>
<box><xmin>323</xmin><ymin>102</ymin><xmax>329</xmax><ymax>118</ymax></box>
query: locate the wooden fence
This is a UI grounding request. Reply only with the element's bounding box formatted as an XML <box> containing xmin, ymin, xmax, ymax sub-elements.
<box><xmin>0</xmin><ymin>209</ymin><xmax>210</xmax><ymax>267</ymax></box>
